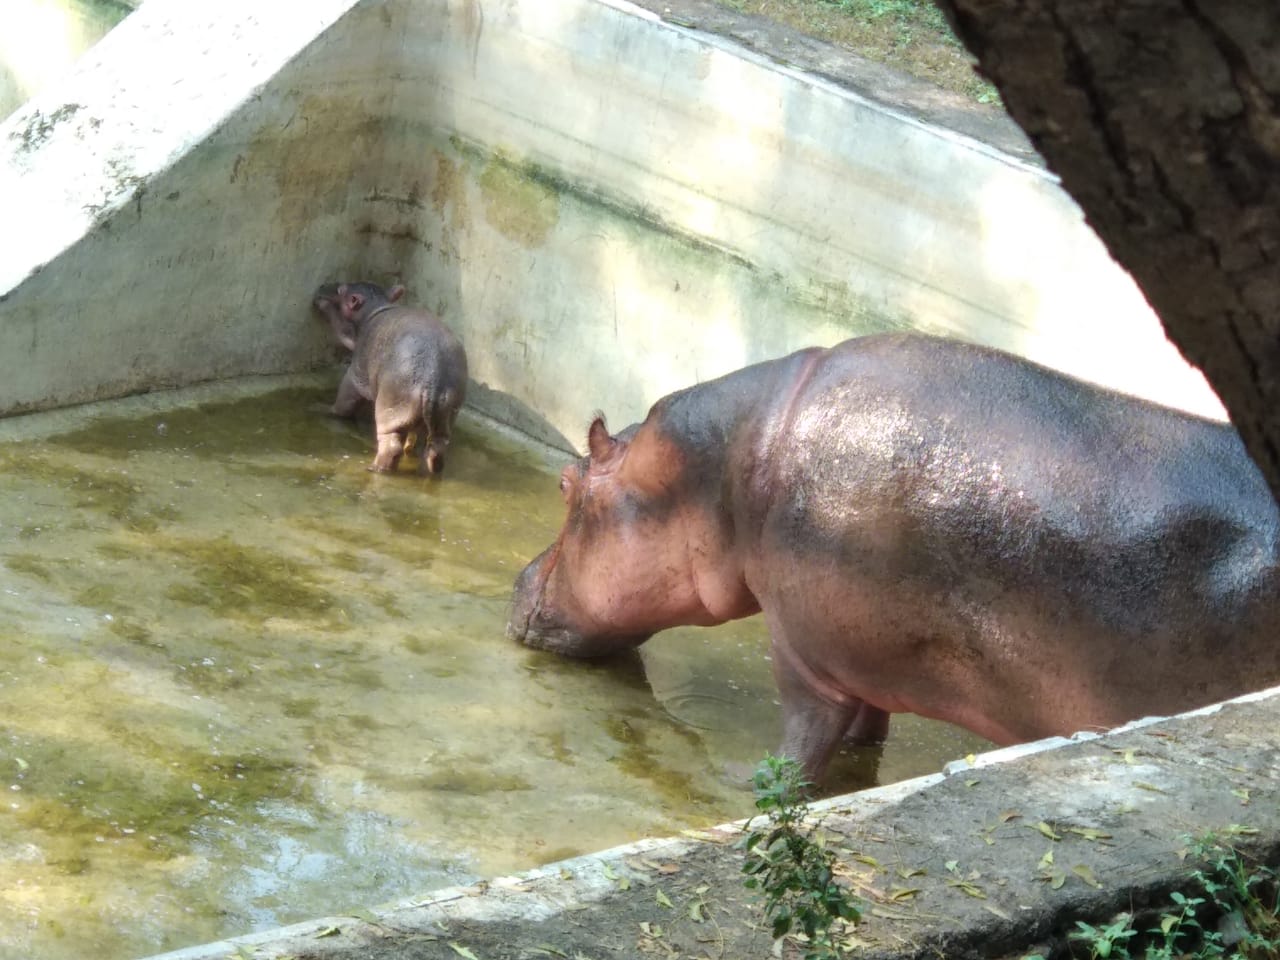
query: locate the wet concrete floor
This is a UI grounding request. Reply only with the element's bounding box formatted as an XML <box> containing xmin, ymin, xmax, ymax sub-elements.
<box><xmin>0</xmin><ymin>376</ymin><xmax>986</xmax><ymax>960</ymax></box>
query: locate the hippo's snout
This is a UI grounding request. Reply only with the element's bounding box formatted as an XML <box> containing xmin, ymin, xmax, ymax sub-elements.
<box><xmin>507</xmin><ymin>548</ymin><xmax>651</xmax><ymax>657</ymax></box>
<box><xmin>507</xmin><ymin>550</ymin><xmax>550</xmax><ymax>646</ymax></box>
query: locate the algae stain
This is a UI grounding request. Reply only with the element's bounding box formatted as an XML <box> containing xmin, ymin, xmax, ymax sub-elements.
<box><xmin>0</xmin><ymin>448</ymin><xmax>170</xmax><ymax>529</ymax></box>
<box><xmin>106</xmin><ymin>618</ymin><xmax>161</xmax><ymax>649</ymax></box>
<box><xmin>8</xmin><ymin>740</ymin><xmax>308</xmax><ymax>859</ymax></box>
<box><xmin>478</xmin><ymin>157</ymin><xmax>560</xmax><ymax>247</ymax></box>
<box><xmin>374</xmin><ymin>762</ymin><xmax>533</xmax><ymax>794</ymax></box>
<box><xmin>282</xmin><ymin>697</ymin><xmax>320</xmax><ymax>719</ymax></box>
<box><xmin>431</xmin><ymin>151</ymin><xmax>470</xmax><ymax>232</ymax></box>
<box><xmin>157</xmin><ymin>536</ymin><xmax>340</xmax><ymax>625</ymax></box>
<box><xmin>44</xmin><ymin>387</ymin><xmax>357</xmax><ymax>461</ymax></box>
<box><xmin>537</xmin><ymin>729</ymin><xmax>575</xmax><ymax>765</ymax></box>
<box><xmin>604</xmin><ymin>713</ymin><xmax>716</xmax><ymax>807</ymax></box>
<box><xmin>4</xmin><ymin>553</ymin><xmax>53</xmax><ymax>582</ymax></box>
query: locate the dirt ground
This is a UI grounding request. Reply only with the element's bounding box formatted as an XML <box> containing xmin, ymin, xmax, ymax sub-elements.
<box><xmin>709</xmin><ymin>0</ymin><xmax>997</xmax><ymax>103</ymax></box>
<box><xmin>624</xmin><ymin>0</ymin><xmax>1039</xmax><ymax>165</ymax></box>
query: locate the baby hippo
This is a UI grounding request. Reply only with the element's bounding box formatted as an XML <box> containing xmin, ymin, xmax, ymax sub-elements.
<box><xmin>313</xmin><ymin>281</ymin><xmax>468</xmax><ymax>475</ymax></box>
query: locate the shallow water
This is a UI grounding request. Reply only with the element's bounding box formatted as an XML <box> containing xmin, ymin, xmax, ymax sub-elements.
<box><xmin>0</xmin><ymin>382</ymin><xmax>987</xmax><ymax>960</ymax></box>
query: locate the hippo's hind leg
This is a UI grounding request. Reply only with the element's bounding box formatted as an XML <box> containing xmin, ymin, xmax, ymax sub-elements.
<box><xmin>371</xmin><ymin>393</ymin><xmax>418</xmax><ymax>473</ymax></box>
<box><xmin>417</xmin><ymin>391</ymin><xmax>459</xmax><ymax>476</ymax></box>
<box><xmin>845</xmin><ymin>702</ymin><xmax>890</xmax><ymax>745</ymax></box>
<box><xmin>771</xmin><ymin>642</ymin><xmax>861</xmax><ymax>786</ymax></box>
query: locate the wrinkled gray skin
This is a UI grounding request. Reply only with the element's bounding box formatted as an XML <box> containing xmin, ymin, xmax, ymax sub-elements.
<box><xmin>313</xmin><ymin>281</ymin><xmax>468</xmax><ymax>475</ymax></box>
<box><xmin>508</xmin><ymin>334</ymin><xmax>1280</xmax><ymax>784</ymax></box>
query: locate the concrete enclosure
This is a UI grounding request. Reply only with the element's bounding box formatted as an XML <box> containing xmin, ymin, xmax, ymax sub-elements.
<box><xmin>0</xmin><ymin>0</ymin><xmax>1226</xmax><ymax>450</ymax></box>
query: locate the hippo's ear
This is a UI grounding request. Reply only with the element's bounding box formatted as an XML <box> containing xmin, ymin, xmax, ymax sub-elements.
<box><xmin>587</xmin><ymin>416</ymin><xmax>618</xmax><ymax>465</ymax></box>
<box><xmin>343</xmin><ymin>289</ymin><xmax>366</xmax><ymax>315</ymax></box>
<box><xmin>387</xmin><ymin>284</ymin><xmax>406</xmax><ymax>303</ymax></box>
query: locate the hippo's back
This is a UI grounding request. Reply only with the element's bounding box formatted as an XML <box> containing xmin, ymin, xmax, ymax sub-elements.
<box><xmin>364</xmin><ymin>307</ymin><xmax>468</xmax><ymax>394</ymax></box>
<box><xmin>751</xmin><ymin>333</ymin><xmax>1278</xmax><ymax>740</ymax></box>
<box><xmin>783</xmin><ymin>333</ymin><xmax>1276</xmax><ymax>553</ymax></box>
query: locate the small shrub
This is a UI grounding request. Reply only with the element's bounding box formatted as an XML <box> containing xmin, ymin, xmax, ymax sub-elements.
<box><xmin>739</xmin><ymin>754</ymin><xmax>862</xmax><ymax>959</ymax></box>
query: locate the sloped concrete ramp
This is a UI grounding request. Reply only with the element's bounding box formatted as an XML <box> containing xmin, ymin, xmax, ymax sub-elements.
<box><xmin>0</xmin><ymin>0</ymin><xmax>362</xmax><ymax>418</ymax></box>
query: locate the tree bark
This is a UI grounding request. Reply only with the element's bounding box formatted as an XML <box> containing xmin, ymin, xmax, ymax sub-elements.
<box><xmin>934</xmin><ymin>0</ymin><xmax>1280</xmax><ymax>504</ymax></box>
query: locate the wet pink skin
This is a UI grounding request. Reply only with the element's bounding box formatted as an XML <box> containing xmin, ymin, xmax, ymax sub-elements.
<box><xmin>508</xmin><ymin>334</ymin><xmax>1280</xmax><ymax>785</ymax></box>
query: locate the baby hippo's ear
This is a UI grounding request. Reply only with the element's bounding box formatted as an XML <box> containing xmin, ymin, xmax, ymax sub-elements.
<box><xmin>387</xmin><ymin>284</ymin><xmax>406</xmax><ymax>302</ymax></box>
<box><xmin>342</xmin><ymin>289</ymin><xmax>366</xmax><ymax>316</ymax></box>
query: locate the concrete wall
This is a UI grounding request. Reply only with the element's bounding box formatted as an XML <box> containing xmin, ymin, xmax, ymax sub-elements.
<box><xmin>0</xmin><ymin>0</ymin><xmax>1224</xmax><ymax>450</ymax></box>
<box><xmin>0</xmin><ymin>0</ymin><xmax>135</xmax><ymax>120</ymax></box>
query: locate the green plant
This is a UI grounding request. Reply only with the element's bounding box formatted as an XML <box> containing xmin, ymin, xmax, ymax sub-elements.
<box><xmin>1065</xmin><ymin>836</ymin><xmax>1278</xmax><ymax>960</ymax></box>
<box><xmin>739</xmin><ymin>754</ymin><xmax>862</xmax><ymax>959</ymax></box>
<box><xmin>1190</xmin><ymin>841</ymin><xmax>1279</xmax><ymax>959</ymax></box>
<box><xmin>1069</xmin><ymin>916</ymin><xmax>1137</xmax><ymax>959</ymax></box>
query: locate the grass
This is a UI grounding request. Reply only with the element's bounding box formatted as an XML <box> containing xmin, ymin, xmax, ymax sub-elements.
<box><xmin>713</xmin><ymin>0</ymin><xmax>1000</xmax><ymax>103</ymax></box>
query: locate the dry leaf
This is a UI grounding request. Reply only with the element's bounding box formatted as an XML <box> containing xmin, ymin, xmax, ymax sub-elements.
<box><xmin>1071</xmin><ymin>865</ymin><xmax>1101</xmax><ymax>889</ymax></box>
<box><xmin>1034</xmin><ymin>821</ymin><xmax>1062</xmax><ymax>841</ymax></box>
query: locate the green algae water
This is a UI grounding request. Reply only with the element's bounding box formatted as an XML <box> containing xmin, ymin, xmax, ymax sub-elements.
<box><xmin>0</xmin><ymin>382</ymin><xmax>987</xmax><ymax>960</ymax></box>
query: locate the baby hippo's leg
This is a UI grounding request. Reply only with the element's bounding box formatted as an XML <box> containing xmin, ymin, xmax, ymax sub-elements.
<box><xmin>419</xmin><ymin>436</ymin><xmax>448</xmax><ymax>476</ymax></box>
<box><xmin>372</xmin><ymin>431</ymin><xmax>406</xmax><ymax>472</ymax></box>
<box><xmin>371</xmin><ymin>394</ymin><xmax>418</xmax><ymax>473</ymax></box>
<box><xmin>332</xmin><ymin>370</ymin><xmax>364</xmax><ymax>418</ymax></box>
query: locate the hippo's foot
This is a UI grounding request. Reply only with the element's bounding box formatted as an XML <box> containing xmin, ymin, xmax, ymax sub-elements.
<box><xmin>368</xmin><ymin>457</ymin><xmax>401</xmax><ymax>473</ymax></box>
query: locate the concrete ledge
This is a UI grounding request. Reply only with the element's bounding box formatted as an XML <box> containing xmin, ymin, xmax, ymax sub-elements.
<box><xmin>143</xmin><ymin>685</ymin><xmax>1280</xmax><ymax>960</ymax></box>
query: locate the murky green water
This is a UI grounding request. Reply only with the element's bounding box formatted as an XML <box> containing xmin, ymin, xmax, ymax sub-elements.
<box><xmin>0</xmin><ymin>382</ymin><xmax>986</xmax><ymax>960</ymax></box>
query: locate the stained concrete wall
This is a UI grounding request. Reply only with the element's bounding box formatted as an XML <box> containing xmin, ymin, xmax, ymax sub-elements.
<box><xmin>0</xmin><ymin>0</ymin><xmax>1224</xmax><ymax>450</ymax></box>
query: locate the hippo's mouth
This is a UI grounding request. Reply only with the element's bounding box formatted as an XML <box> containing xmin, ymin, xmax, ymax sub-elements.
<box><xmin>506</xmin><ymin>617</ymin><xmax>651</xmax><ymax>658</ymax></box>
<box><xmin>507</xmin><ymin>547</ymin><xmax>651</xmax><ymax>656</ymax></box>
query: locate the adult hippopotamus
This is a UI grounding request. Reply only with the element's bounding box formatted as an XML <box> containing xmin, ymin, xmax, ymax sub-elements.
<box><xmin>507</xmin><ymin>333</ymin><xmax>1280</xmax><ymax>783</ymax></box>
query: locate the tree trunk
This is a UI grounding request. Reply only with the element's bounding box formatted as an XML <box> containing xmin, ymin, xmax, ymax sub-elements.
<box><xmin>934</xmin><ymin>0</ymin><xmax>1280</xmax><ymax>504</ymax></box>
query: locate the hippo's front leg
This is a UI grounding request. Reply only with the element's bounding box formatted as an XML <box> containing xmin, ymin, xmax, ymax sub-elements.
<box><xmin>333</xmin><ymin>368</ymin><xmax>364</xmax><ymax>418</ymax></box>
<box><xmin>771</xmin><ymin>640</ymin><xmax>861</xmax><ymax>784</ymax></box>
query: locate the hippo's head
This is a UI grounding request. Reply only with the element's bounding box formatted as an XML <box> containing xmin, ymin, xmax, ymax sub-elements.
<box><xmin>508</xmin><ymin>413</ymin><xmax>738</xmax><ymax>657</ymax></box>
<box><xmin>313</xmin><ymin>280</ymin><xmax>405</xmax><ymax>326</ymax></box>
